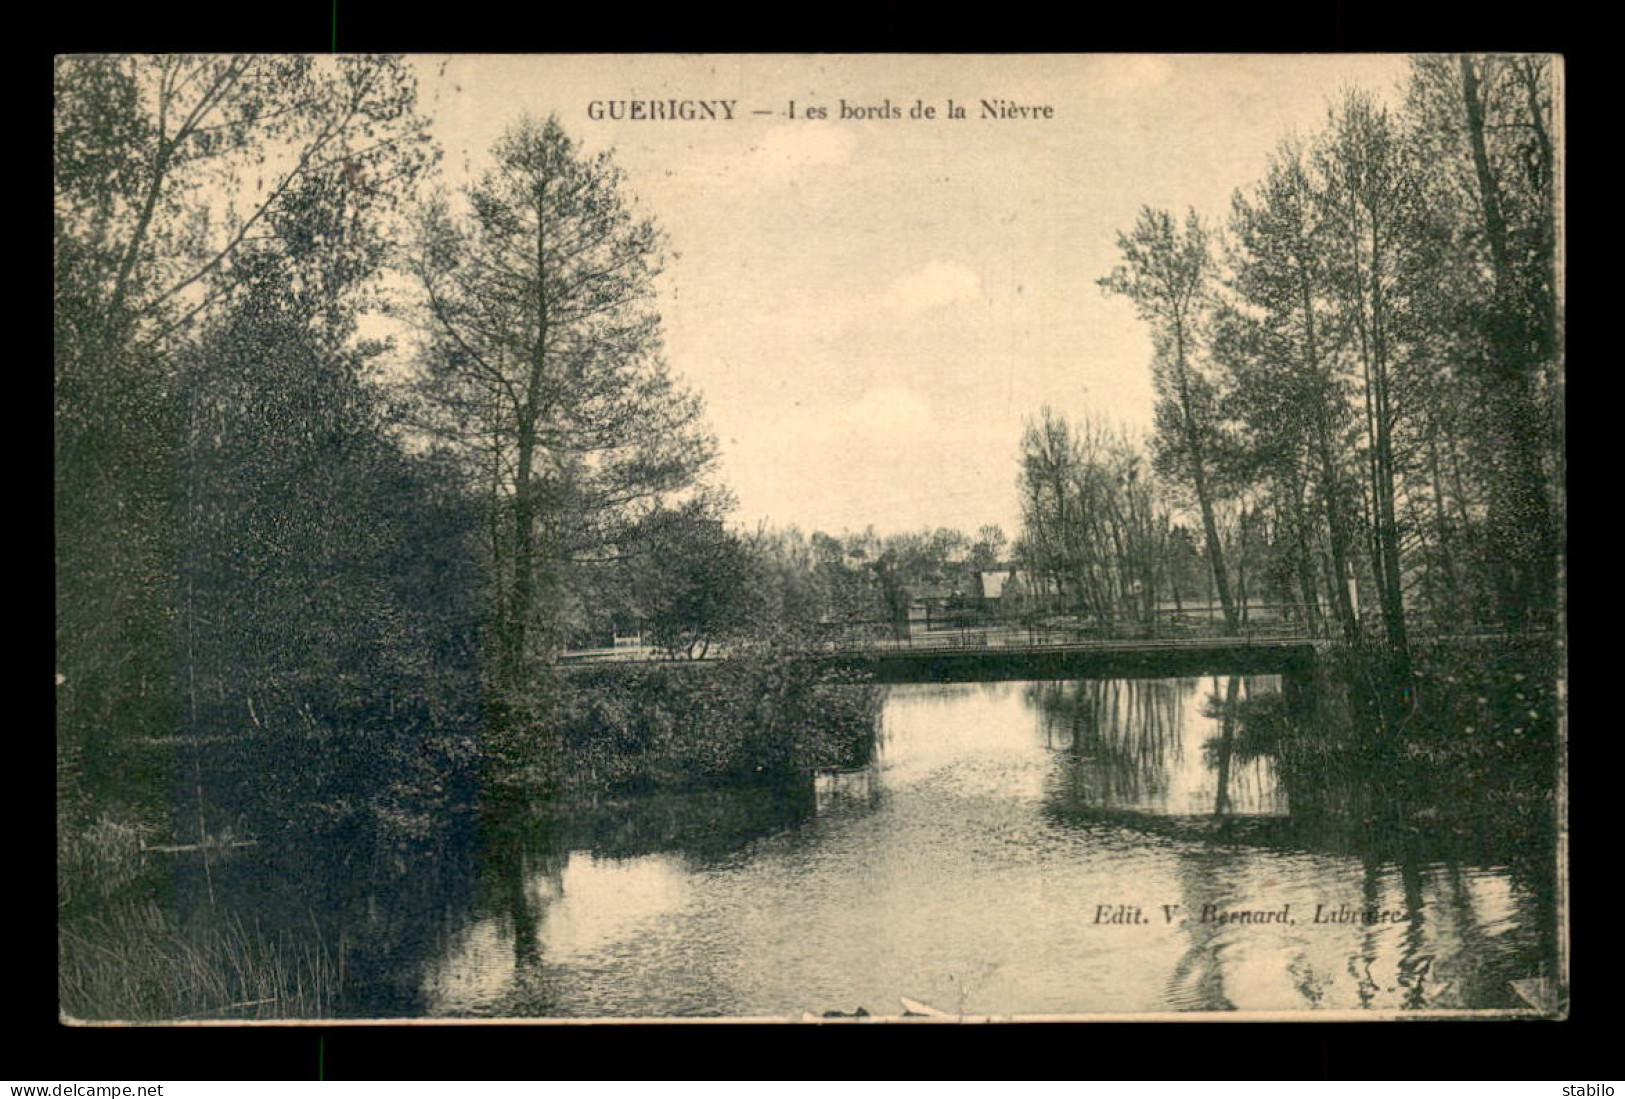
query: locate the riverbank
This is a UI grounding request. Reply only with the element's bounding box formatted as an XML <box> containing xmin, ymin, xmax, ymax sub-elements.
<box><xmin>56</xmin><ymin>801</ymin><xmax>347</xmax><ymax>1021</ymax></box>
<box><xmin>1220</xmin><ymin>632</ymin><xmax>1561</xmax><ymax>864</ymax></box>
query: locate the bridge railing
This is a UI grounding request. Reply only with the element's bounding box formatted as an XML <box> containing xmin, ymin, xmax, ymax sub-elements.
<box><xmin>555</xmin><ymin>607</ymin><xmax>1547</xmax><ymax>665</ymax></box>
<box><xmin>812</xmin><ymin>610</ymin><xmax>1319</xmax><ymax>658</ymax></box>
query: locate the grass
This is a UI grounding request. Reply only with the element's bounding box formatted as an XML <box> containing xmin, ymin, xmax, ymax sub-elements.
<box><xmin>60</xmin><ymin>899</ymin><xmax>345</xmax><ymax>1022</ymax></box>
<box><xmin>58</xmin><ymin>807</ymin><xmax>346</xmax><ymax>1022</ymax></box>
<box><xmin>57</xmin><ymin>810</ymin><xmax>154</xmax><ymax>916</ymax></box>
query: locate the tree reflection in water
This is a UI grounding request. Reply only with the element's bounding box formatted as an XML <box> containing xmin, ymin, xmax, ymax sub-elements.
<box><xmin>426</xmin><ymin>781</ymin><xmax>820</xmax><ymax>1016</ymax></box>
<box><xmin>417</xmin><ymin>668</ymin><xmax>1556</xmax><ymax>1017</ymax></box>
<box><xmin>1029</xmin><ymin>671</ymin><xmax>1555</xmax><ymax>1012</ymax></box>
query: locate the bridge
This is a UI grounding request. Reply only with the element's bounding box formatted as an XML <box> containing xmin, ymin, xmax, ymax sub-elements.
<box><xmin>559</xmin><ymin>621</ymin><xmax>1322</xmax><ymax>686</ymax></box>
<box><xmin>810</xmin><ymin>633</ymin><xmax>1319</xmax><ymax>684</ymax></box>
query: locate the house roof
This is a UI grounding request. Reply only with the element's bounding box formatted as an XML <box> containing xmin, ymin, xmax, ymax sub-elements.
<box><xmin>979</xmin><ymin>570</ymin><xmax>1012</xmax><ymax>599</ymax></box>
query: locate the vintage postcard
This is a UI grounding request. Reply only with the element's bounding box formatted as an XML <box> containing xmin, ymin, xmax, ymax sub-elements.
<box><xmin>54</xmin><ymin>53</ymin><xmax>1565</xmax><ymax>1022</ymax></box>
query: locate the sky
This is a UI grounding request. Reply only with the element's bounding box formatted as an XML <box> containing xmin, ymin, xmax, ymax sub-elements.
<box><xmin>409</xmin><ymin>54</ymin><xmax>1412</xmax><ymax>541</ymax></box>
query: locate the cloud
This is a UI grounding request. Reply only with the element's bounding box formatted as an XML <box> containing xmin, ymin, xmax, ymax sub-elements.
<box><xmin>879</xmin><ymin>261</ymin><xmax>982</xmax><ymax>316</ymax></box>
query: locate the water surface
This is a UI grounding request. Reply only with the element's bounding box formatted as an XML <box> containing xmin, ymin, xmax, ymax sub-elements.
<box><xmin>423</xmin><ymin>676</ymin><xmax>1551</xmax><ymax>1017</ymax></box>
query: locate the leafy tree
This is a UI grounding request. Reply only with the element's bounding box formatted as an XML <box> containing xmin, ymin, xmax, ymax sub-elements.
<box><xmin>1099</xmin><ymin>209</ymin><xmax>1239</xmax><ymax>630</ymax></box>
<box><xmin>1017</xmin><ymin>409</ymin><xmax>1083</xmax><ymax>613</ymax></box>
<box><xmin>971</xmin><ymin>525</ymin><xmax>1008</xmax><ymax>573</ymax></box>
<box><xmin>55</xmin><ymin>55</ymin><xmax>432</xmax><ymax>369</ymax></box>
<box><xmin>1222</xmin><ymin>140</ymin><xmax>1363</xmax><ymax>639</ymax></box>
<box><xmin>55</xmin><ymin>54</ymin><xmax>436</xmax><ymax>804</ymax></box>
<box><xmin>409</xmin><ymin>115</ymin><xmax>717</xmax><ymax>746</ymax></box>
<box><xmin>624</xmin><ymin>506</ymin><xmax>750</xmax><ymax>660</ymax></box>
<box><xmin>1016</xmin><ymin>409</ymin><xmax>1178</xmax><ymax>631</ymax></box>
<box><xmin>176</xmin><ymin>277</ymin><xmax>482</xmax><ymax>847</ymax></box>
<box><xmin>1315</xmin><ymin>92</ymin><xmax>1434</xmax><ymax>655</ymax></box>
<box><xmin>1160</xmin><ymin>58</ymin><xmax>1562</xmax><ymax>663</ymax></box>
<box><xmin>735</xmin><ymin>525</ymin><xmax>836</xmax><ymax>649</ymax></box>
<box><xmin>1406</xmin><ymin>55</ymin><xmax>1560</xmax><ymax>629</ymax></box>
<box><xmin>809</xmin><ymin>531</ymin><xmax>886</xmax><ymax>631</ymax></box>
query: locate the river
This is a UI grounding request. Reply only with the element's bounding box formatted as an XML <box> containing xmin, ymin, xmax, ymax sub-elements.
<box><xmin>417</xmin><ymin>674</ymin><xmax>1555</xmax><ymax>1018</ymax></box>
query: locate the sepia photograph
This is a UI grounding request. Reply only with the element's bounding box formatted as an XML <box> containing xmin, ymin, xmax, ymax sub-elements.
<box><xmin>54</xmin><ymin>53</ymin><xmax>1565</xmax><ymax>1023</ymax></box>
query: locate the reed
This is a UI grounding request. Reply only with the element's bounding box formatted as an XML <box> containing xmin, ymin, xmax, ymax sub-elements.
<box><xmin>59</xmin><ymin>898</ymin><xmax>345</xmax><ymax>1022</ymax></box>
<box><xmin>59</xmin><ymin>810</ymin><xmax>345</xmax><ymax>1022</ymax></box>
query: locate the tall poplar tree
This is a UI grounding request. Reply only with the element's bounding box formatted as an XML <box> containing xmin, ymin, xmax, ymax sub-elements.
<box><xmin>1407</xmin><ymin>54</ymin><xmax>1560</xmax><ymax>630</ymax></box>
<box><xmin>1316</xmin><ymin>93</ymin><xmax>1427</xmax><ymax>655</ymax></box>
<box><xmin>1100</xmin><ymin>208</ymin><xmax>1239</xmax><ymax>631</ymax></box>
<box><xmin>1224</xmin><ymin>141</ymin><xmax>1363</xmax><ymax>640</ymax></box>
<box><xmin>410</xmin><ymin>115</ymin><xmax>716</xmax><ymax>766</ymax></box>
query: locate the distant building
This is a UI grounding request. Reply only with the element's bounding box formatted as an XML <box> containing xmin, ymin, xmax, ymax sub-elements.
<box><xmin>999</xmin><ymin>569</ymin><xmax>1060</xmax><ymax>615</ymax></box>
<box><xmin>908</xmin><ymin>583</ymin><xmax>960</xmax><ymax>625</ymax></box>
<box><xmin>977</xmin><ymin>569</ymin><xmax>1012</xmax><ymax>603</ymax></box>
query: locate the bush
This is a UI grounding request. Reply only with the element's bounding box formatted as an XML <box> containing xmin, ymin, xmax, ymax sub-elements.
<box><xmin>552</xmin><ymin>657</ymin><xmax>882</xmax><ymax>797</ymax></box>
